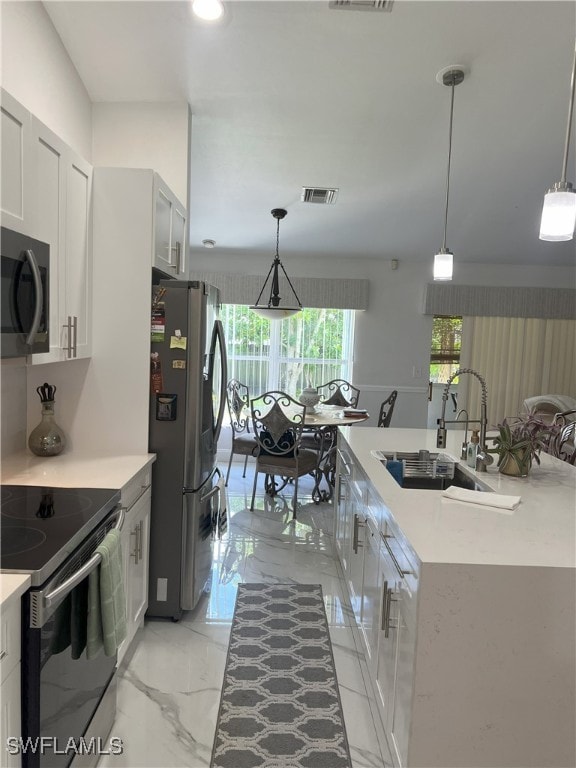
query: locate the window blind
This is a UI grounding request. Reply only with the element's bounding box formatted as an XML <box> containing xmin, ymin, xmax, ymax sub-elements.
<box><xmin>189</xmin><ymin>271</ymin><xmax>369</xmax><ymax>310</ymax></box>
<box><xmin>424</xmin><ymin>284</ymin><xmax>576</xmax><ymax>320</ymax></box>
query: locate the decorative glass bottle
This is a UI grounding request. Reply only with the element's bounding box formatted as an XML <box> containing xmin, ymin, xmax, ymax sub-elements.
<box><xmin>28</xmin><ymin>383</ymin><xmax>66</xmax><ymax>457</ymax></box>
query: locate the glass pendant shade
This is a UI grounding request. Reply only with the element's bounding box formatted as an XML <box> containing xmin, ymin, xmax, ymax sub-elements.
<box><xmin>433</xmin><ymin>250</ymin><xmax>453</xmax><ymax>281</ymax></box>
<box><xmin>250</xmin><ymin>305</ymin><xmax>302</xmax><ymax>320</ymax></box>
<box><xmin>539</xmin><ymin>185</ymin><xmax>576</xmax><ymax>241</ymax></box>
<box><xmin>192</xmin><ymin>0</ymin><xmax>224</xmax><ymax>21</ymax></box>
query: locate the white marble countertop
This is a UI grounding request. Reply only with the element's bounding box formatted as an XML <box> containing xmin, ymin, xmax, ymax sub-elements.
<box><xmin>0</xmin><ymin>573</ymin><xmax>31</xmax><ymax>608</ymax></box>
<box><xmin>341</xmin><ymin>427</ymin><xmax>576</xmax><ymax>570</ymax></box>
<box><xmin>1</xmin><ymin>451</ymin><xmax>156</xmax><ymax>489</ymax></box>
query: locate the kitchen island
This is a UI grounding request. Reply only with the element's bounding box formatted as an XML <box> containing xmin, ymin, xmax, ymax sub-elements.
<box><xmin>336</xmin><ymin>427</ymin><xmax>575</xmax><ymax>768</ymax></box>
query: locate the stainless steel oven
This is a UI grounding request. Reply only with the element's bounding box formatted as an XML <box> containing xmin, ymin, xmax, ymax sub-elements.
<box><xmin>1</xmin><ymin>227</ymin><xmax>49</xmax><ymax>358</ymax></box>
<box><xmin>1</xmin><ymin>486</ymin><xmax>122</xmax><ymax>768</ymax></box>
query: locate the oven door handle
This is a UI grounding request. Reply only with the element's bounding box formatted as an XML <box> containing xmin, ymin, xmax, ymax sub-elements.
<box><xmin>42</xmin><ymin>507</ymin><xmax>125</xmax><ymax>609</ymax></box>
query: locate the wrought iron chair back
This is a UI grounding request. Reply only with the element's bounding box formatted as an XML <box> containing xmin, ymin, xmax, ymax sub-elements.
<box><xmin>317</xmin><ymin>379</ymin><xmax>360</xmax><ymax>408</ymax></box>
<box><xmin>249</xmin><ymin>391</ymin><xmax>318</xmax><ymax>518</ymax></box>
<box><xmin>224</xmin><ymin>379</ymin><xmax>258</xmax><ymax>486</ymax></box>
<box><xmin>378</xmin><ymin>390</ymin><xmax>398</xmax><ymax>428</ymax></box>
<box><xmin>549</xmin><ymin>411</ymin><xmax>576</xmax><ymax>464</ymax></box>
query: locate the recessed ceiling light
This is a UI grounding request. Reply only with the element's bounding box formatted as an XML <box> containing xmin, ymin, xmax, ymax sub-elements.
<box><xmin>202</xmin><ymin>239</ymin><xmax>216</xmax><ymax>248</ymax></box>
<box><xmin>192</xmin><ymin>0</ymin><xmax>224</xmax><ymax>21</ymax></box>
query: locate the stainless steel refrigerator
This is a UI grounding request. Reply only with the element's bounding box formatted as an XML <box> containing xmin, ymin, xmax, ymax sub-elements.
<box><xmin>147</xmin><ymin>279</ymin><xmax>227</xmax><ymax>619</ymax></box>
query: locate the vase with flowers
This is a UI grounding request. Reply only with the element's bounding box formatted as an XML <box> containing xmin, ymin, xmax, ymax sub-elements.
<box><xmin>489</xmin><ymin>414</ymin><xmax>560</xmax><ymax>477</ymax></box>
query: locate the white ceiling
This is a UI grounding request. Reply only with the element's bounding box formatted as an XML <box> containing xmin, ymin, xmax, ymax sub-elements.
<box><xmin>44</xmin><ymin>0</ymin><xmax>576</xmax><ymax>268</ymax></box>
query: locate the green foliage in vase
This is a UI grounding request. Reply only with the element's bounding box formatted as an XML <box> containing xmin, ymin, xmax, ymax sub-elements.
<box><xmin>489</xmin><ymin>415</ymin><xmax>562</xmax><ymax>469</ymax></box>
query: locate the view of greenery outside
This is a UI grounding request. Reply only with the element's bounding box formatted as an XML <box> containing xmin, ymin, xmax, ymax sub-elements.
<box><xmin>430</xmin><ymin>315</ymin><xmax>462</xmax><ymax>383</ymax></box>
<box><xmin>221</xmin><ymin>305</ymin><xmax>355</xmax><ymax>405</ymax></box>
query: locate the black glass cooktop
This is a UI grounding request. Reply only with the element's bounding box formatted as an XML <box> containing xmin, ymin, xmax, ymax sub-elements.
<box><xmin>1</xmin><ymin>485</ymin><xmax>120</xmax><ymax>585</ymax></box>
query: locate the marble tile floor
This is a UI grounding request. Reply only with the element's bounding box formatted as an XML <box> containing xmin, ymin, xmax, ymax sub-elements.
<box><xmin>99</xmin><ymin>464</ymin><xmax>393</xmax><ymax>768</ymax></box>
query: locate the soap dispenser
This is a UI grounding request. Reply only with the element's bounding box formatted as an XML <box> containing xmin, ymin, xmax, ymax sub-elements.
<box><xmin>467</xmin><ymin>430</ymin><xmax>479</xmax><ymax>468</ymax></box>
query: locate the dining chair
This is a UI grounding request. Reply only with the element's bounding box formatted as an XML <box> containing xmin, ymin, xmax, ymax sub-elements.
<box><xmin>548</xmin><ymin>410</ymin><xmax>576</xmax><ymax>464</ymax></box>
<box><xmin>225</xmin><ymin>379</ymin><xmax>258</xmax><ymax>486</ymax></box>
<box><xmin>317</xmin><ymin>379</ymin><xmax>360</xmax><ymax>408</ymax></box>
<box><xmin>377</xmin><ymin>390</ymin><xmax>398</xmax><ymax>428</ymax></box>
<box><xmin>249</xmin><ymin>391</ymin><xmax>318</xmax><ymax>519</ymax></box>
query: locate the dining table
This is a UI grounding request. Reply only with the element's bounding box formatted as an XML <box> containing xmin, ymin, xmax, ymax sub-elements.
<box><xmin>301</xmin><ymin>404</ymin><xmax>370</xmax><ymax>503</ymax></box>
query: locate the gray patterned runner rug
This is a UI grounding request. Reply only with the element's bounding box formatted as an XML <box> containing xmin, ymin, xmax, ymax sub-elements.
<box><xmin>210</xmin><ymin>583</ymin><xmax>352</xmax><ymax>768</ymax></box>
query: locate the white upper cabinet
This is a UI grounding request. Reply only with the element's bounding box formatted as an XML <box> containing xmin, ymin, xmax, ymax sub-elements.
<box><xmin>153</xmin><ymin>174</ymin><xmax>187</xmax><ymax>278</ymax></box>
<box><xmin>1</xmin><ymin>89</ymin><xmax>33</xmax><ymax>235</ymax></box>
<box><xmin>28</xmin><ymin>116</ymin><xmax>92</xmax><ymax>364</ymax></box>
<box><xmin>0</xmin><ymin>90</ymin><xmax>93</xmax><ymax>364</ymax></box>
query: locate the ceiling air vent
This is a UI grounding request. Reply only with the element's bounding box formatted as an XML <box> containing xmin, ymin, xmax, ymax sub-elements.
<box><xmin>329</xmin><ymin>0</ymin><xmax>393</xmax><ymax>12</ymax></box>
<box><xmin>301</xmin><ymin>187</ymin><xmax>339</xmax><ymax>205</ymax></box>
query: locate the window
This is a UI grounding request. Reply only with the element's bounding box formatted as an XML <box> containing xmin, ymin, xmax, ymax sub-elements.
<box><xmin>429</xmin><ymin>315</ymin><xmax>462</xmax><ymax>383</ymax></box>
<box><xmin>222</xmin><ymin>305</ymin><xmax>355</xmax><ymax>397</ymax></box>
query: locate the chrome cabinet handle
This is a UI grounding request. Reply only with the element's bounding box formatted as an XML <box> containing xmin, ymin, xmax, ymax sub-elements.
<box><xmin>352</xmin><ymin>514</ymin><xmax>364</xmax><ymax>554</ymax></box>
<box><xmin>381</xmin><ymin>579</ymin><xmax>389</xmax><ymax>632</ymax></box>
<box><xmin>23</xmin><ymin>249</ymin><xmax>43</xmax><ymax>346</ymax></box>
<box><xmin>381</xmin><ymin>532</ymin><xmax>413</xmax><ymax>577</ymax></box>
<box><xmin>137</xmin><ymin>520</ymin><xmax>143</xmax><ymax>560</ymax></box>
<box><xmin>72</xmin><ymin>315</ymin><xmax>77</xmax><ymax>358</ymax></box>
<box><xmin>63</xmin><ymin>316</ymin><xmax>73</xmax><ymax>358</ymax></box>
<box><xmin>130</xmin><ymin>527</ymin><xmax>139</xmax><ymax>563</ymax></box>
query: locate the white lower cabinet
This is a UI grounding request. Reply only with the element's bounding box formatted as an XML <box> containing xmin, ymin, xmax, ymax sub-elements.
<box><xmin>118</xmin><ymin>470</ymin><xmax>151</xmax><ymax>666</ymax></box>
<box><xmin>0</xmin><ymin>599</ymin><xmax>22</xmax><ymax>768</ymax></box>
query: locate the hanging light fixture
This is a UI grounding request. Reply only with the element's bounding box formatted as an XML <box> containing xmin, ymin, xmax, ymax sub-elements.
<box><xmin>539</xmin><ymin>42</ymin><xmax>576</xmax><ymax>242</ymax></box>
<box><xmin>250</xmin><ymin>208</ymin><xmax>302</xmax><ymax>320</ymax></box>
<box><xmin>433</xmin><ymin>66</ymin><xmax>466</xmax><ymax>282</ymax></box>
<box><xmin>192</xmin><ymin>0</ymin><xmax>224</xmax><ymax>21</ymax></box>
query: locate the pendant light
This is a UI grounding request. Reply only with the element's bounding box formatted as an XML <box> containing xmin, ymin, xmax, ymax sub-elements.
<box><xmin>539</xmin><ymin>42</ymin><xmax>576</xmax><ymax>242</ymax></box>
<box><xmin>192</xmin><ymin>0</ymin><xmax>224</xmax><ymax>21</ymax></box>
<box><xmin>250</xmin><ymin>208</ymin><xmax>302</xmax><ymax>320</ymax></box>
<box><xmin>433</xmin><ymin>66</ymin><xmax>465</xmax><ymax>282</ymax></box>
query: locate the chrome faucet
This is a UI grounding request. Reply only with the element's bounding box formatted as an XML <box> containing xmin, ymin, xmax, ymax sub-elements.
<box><xmin>437</xmin><ymin>368</ymin><xmax>493</xmax><ymax>472</ymax></box>
<box><xmin>456</xmin><ymin>408</ymin><xmax>470</xmax><ymax>459</ymax></box>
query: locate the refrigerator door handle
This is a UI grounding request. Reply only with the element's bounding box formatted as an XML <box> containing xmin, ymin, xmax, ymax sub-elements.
<box><xmin>210</xmin><ymin>319</ymin><xmax>228</xmax><ymax>444</ymax></box>
<box><xmin>200</xmin><ymin>466</ymin><xmax>223</xmax><ymax>504</ymax></box>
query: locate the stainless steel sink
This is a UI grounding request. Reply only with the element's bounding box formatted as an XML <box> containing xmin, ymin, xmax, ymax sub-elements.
<box><xmin>375</xmin><ymin>450</ymin><xmax>492</xmax><ymax>492</ymax></box>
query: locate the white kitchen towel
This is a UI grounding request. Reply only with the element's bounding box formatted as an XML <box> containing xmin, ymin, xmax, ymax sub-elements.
<box><xmin>441</xmin><ymin>485</ymin><xmax>521</xmax><ymax>511</ymax></box>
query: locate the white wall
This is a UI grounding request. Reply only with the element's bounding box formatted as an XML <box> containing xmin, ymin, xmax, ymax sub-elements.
<box><xmin>0</xmin><ymin>1</ymin><xmax>92</xmax><ymax>159</ymax></box>
<box><xmin>92</xmin><ymin>102</ymin><xmax>190</xmax><ymax>206</ymax></box>
<box><xmin>190</xmin><ymin>247</ymin><xmax>575</xmax><ymax>428</ymax></box>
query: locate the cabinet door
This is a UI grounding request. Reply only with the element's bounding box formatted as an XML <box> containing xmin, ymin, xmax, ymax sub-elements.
<box><xmin>361</xmin><ymin>517</ymin><xmax>382</xmax><ymax>671</ymax></box>
<box><xmin>391</xmin><ymin>584</ymin><xmax>416</xmax><ymax>768</ymax></box>
<box><xmin>347</xmin><ymin>497</ymin><xmax>365</xmax><ymax>626</ymax></box>
<box><xmin>375</xmin><ymin>535</ymin><xmax>400</xmax><ymax>736</ymax></box>
<box><xmin>130</xmin><ymin>488</ymin><xmax>151</xmax><ymax>630</ymax></box>
<box><xmin>0</xmin><ymin>663</ymin><xmax>22</xmax><ymax>767</ymax></box>
<box><xmin>335</xmin><ymin>450</ymin><xmax>352</xmax><ymax>562</ymax></box>
<box><xmin>28</xmin><ymin>117</ymin><xmax>92</xmax><ymax>364</ymax></box>
<box><xmin>154</xmin><ymin>179</ymin><xmax>173</xmax><ymax>274</ymax></box>
<box><xmin>1</xmin><ymin>89</ymin><xmax>33</xmax><ymax>235</ymax></box>
<box><xmin>64</xmin><ymin>153</ymin><xmax>92</xmax><ymax>359</ymax></box>
<box><xmin>29</xmin><ymin>117</ymin><xmax>66</xmax><ymax>364</ymax></box>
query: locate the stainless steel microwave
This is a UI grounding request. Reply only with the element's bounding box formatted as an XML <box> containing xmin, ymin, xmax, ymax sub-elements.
<box><xmin>1</xmin><ymin>227</ymin><xmax>49</xmax><ymax>358</ymax></box>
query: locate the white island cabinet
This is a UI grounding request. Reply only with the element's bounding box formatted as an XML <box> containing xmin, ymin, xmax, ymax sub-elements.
<box><xmin>335</xmin><ymin>427</ymin><xmax>576</xmax><ymax>768</ymax></box>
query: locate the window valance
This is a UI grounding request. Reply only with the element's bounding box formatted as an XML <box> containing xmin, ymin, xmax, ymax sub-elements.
<box><xmin>424</xmin><ymin>284</ymin><xmax>576</xmax><ymax>320</ymax></box>
<box><xmin>188</xmin><ymin>271</ymin><xmax>369</xmax><ymax>310</ymax></box>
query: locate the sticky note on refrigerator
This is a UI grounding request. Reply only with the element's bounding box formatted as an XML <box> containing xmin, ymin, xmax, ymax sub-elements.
<box><xmin>170</xmin><ymin>335</ymin><xmax>187</xmax><ymax>350</ymax></box>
